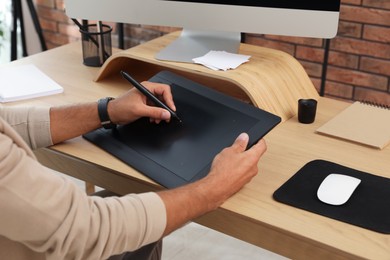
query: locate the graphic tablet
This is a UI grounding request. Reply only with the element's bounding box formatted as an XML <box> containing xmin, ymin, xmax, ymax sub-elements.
<box><xmin>83</xmin><ymin>71</ymin><xmax>281</xmax><ymax>188</ymax></box>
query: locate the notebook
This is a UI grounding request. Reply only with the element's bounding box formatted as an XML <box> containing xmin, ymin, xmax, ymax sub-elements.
<box><xmin>0</xmin><ymin>64</ymin><xmax>63</xmax><ymax>103</ymax></box>
<box><xmin>83</xmin><ymin>71</ymin><xmax>281</xmax><ymax>188</ymax></box>
<box><xmin>316</xmin><ymin>101</ymin><xmax>390</xmax><ymax>149</ymax></box>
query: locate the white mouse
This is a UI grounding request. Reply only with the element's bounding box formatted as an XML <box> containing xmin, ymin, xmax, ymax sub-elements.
<box><xmin>317</xmin><ymin>173</ymin><xmax>361</xmax><ymax>206</ymax></box>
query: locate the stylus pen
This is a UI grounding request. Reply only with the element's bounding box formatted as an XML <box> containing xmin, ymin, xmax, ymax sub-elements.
<box><xmin>120</xmin><ymin>70</ymin><xmax>182</xmax><ymax>122</ymax></box>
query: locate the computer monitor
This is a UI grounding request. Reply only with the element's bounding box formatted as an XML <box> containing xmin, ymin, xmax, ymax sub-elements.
<box><xmin>65</xmin><ymin>0</ymin><xmax>341</xmax><ymax>62</ymax></box>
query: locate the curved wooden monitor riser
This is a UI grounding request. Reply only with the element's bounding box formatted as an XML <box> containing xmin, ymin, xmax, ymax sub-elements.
<box><xmin>95</xmin><ymin>32</ymin><xmax>319</xmax><ymax>122</ymax></box>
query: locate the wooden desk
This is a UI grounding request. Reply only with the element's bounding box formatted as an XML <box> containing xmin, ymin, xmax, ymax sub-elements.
<box><xmin>2</xmin><ymin>38</ymin><xmax>389</xmax><ymax>259</ymax></box>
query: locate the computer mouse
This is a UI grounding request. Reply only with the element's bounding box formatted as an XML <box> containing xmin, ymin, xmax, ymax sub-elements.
<box><xmin>317</xmin><ymin>173</ymin><xmax>361</xmax><ymax>206</ymax></box>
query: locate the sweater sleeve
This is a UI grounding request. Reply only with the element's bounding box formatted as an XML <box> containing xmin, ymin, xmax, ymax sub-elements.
<box><xmin>0</xmin><ymin>106</ymin><xmax>52</xmax><ymax>149</ymax></box>
<box><xmin>0</xmin><ymin>126</ymin><xmax>167</xmax><ymax>259</ymax></box>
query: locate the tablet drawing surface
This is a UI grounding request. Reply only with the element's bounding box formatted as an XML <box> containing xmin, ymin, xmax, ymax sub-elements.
<box><xmin>84</xmin><ymin>71</ymin><xmax>281</xmax><ymax>188</ymax></box>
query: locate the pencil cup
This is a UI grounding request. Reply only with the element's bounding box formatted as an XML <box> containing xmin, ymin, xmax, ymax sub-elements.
<box><xmin>298</xmin><ymin>99</ymin><xmax>317</xmax><ymax>124</ymax></box>
<box><xmin>79</xmin><ymin>24</ymin><xmax>112</xmax><ymax>67</ymax></box>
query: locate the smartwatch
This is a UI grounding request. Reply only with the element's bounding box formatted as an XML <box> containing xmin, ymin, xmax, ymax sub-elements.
<box><xmin>97</xmin><ymin>97</ymin><xmax>116</xmax><ymax>129</ymax></box>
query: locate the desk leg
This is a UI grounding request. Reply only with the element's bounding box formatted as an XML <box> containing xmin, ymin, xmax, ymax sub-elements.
<box><xmin>85</xmin><ymin>182</ymin><xmax>96</xmax><ymax>195</ymax></box>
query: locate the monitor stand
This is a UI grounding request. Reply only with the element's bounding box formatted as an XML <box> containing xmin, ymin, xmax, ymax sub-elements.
<box><xmin>155</xmin><ymin>29</ymin><xmax>241</xmax><ymax>63</ymax></box>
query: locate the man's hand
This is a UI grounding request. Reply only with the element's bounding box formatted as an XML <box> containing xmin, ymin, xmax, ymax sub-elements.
<box><xmin>50</xmin><ymin>81</ymin><xmax>176</xmax><ymax>144</ymax></box>
<box><xmin>158</xmin><ymin>133</ymin><xmax>267</xmax><ymax>236</ymax></box>
<box><xmin>202</xmin><ymin>133</ymin><xmax>267</xmax><ymax>208</ymax></box>
<box><xmin>108</xmin><ymin>82</ymin><xmax>176</xmax><ymax>125</ymax></box>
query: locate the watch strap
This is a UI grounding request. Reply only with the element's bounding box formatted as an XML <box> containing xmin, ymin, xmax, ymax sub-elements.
<box><xmin>97</xmin><ymin>97</ymin><xmax>116</xmax><ymax>129</ymax></box>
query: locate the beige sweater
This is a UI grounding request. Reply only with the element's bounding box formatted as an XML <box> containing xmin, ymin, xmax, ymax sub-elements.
<box><xmin>0</xmin><ymin>106</ymin><xmax>166</xmax><ymax>260</ymax></box>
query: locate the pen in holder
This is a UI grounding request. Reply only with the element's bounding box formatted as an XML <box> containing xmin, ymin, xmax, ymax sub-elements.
<box><xmin>79</xmin><ymin>23</ymin><xmax>112</xmax><ymax>67</ymax></box>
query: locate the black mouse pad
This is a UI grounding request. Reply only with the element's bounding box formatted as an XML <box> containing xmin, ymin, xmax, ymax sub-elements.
<box><xmin>84</xmin><ymin>71</ymin><xmax>281</xmax><ymax>188</ymax></box>
<box><xmin>273</xmin><ymin>160</ymin><xmax>390</xmax><ymax>233</ymax></box>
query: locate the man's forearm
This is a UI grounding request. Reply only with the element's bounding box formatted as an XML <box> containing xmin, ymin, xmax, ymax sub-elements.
<box><xmin>157</xmin><ymin>178</ymin><xmax>219</xmax><ymax>236</ymax></box>
<box><xmin>50</xmin><ymin>102</ymin><xmax>101</xmax><ymax>144</ymax></box>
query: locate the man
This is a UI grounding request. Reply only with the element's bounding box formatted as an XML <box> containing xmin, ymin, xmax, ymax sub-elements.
<box><xmin>0</xmin><ymin>81</ymin><xmax>267</xmax><ymax>260</ymax></box>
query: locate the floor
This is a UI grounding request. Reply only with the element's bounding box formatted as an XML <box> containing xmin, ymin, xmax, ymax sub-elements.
<box><xmin>65</xmin><ymin>174</ymin><xmax>287</xmax><ymax>260</ymax></box>
<box><xmin>162</xmin><ymin>222</ymin><xmax>287</xmax><ymax>260</ymax></box>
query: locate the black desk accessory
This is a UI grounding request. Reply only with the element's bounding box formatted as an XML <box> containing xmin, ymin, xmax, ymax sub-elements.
<box><xmin>72</xmin><ymin>18</ymin><xmax>110</xmax><ymax>60</ymax></box>
<box><xmin>84</xmin><ymin>71</ymin><xmax>281</xmax><ymax>188</ymax></box>
<box><xmin>298</xmin><ymin>98</ymin><xmax>317</xmax><ymax>124</ymax></box>
<box><xmin>274</xmin><ymin>160</ymin><xmax>390</xmax><ymax>234</ymax></box>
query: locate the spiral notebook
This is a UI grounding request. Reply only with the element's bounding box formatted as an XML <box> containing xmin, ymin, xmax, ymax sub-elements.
<box><xmin>316</xmin><ymin>101</ymin><xmax>390</xmax><ymax>149</ymax></box>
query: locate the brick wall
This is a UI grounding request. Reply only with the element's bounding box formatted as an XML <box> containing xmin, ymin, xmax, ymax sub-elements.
<box><xmin>36</xmin><ymin>0</ymin><xmax>390</xmax><ymax>106</ymax></box>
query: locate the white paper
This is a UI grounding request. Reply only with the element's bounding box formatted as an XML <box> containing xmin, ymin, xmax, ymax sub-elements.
<box><xmin>0</xmin><ymin>64</ymin><xmax>63</xmax><ymax>103</ymax></box>
<box><xmin>193</xmin><ymin>51</ymin><xmax>251</xmax><ymax>71</ymax></box>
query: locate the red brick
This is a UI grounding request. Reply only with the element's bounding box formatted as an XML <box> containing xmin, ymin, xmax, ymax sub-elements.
<box><xmin>46</xmin><ymin>42</ymin><xmax>58</xmax><ymax>50</ymax></box>
<box><xmin>340</xmin><ymin>5</ymin><xmax>390</xmax><ymax>26</ymax></box>
<box><xmin>324</xmin><ymin>81</ymin><xmax>354</xmax><ymax>99</ymax></box>
<box><xmin>37</xmin><ymin>6</ymin><xmax>69</xmax><ymax>23</ymax></box>
<box><xmin>362</xmin><ymin>0</ymin><xmax>390</xmax><ymax>9</ymax></box>
<box><xmin>295</xmin><ymin>46</ymin><xmax>359</xmax><ymax>69</ymax></box>
<box><xmin>123</xmin><ymin>38</ymin><xmax>143</xmax><ymax>49</ymax></box>
<box><xmin>337</xmin><ymin>21</ymin><xmax>362</xmax><ymax>38</ymax></box>
<box><xmin>296</xmin><ymin>46</ymin><xmax>325</xmax><ymax>63</ymax></box>
<box><xmin>244</xmin><ymin>35</ymin><xmax>295</xmax><ymax>56</ymax></box>
<box><xmin>58</xmin><ymin>23</ymin><xmax>80</xmax><ymax>38</ymax></box>
<box><xmin>363</xmin><ymin>25</ymin><xmax>390</xmax><ymax>43</ymax></box>
<box><xmin>66</xmin><ymin>37</ymin><xmax>80</xmax><ymax>44</ymax></box>
<box><xmin>39</xmin><ymin>18</ymin><xmax>58</xmax><ymax>33</ymax></box>
<box><xmin>342</xmin><ymin>0</ymin><xmax>362</xmax><ymax>5</ymax></box>
<box><xmin>43</xmin><ymin>31</ymin><xmax>70</xmax><ymax>46</ymax></box>
<box><xmin>327</xmin><ymin>66</ymin><xmax>388</xmax><ymax>90</ymax></box>
<box><xmin>354</xmin><ymin>88</ymin><xmax>390</xmax><ymax>105</ymax></box>
<box><xmin>142</xmin><ymin>25</ymin><xmax>179</xmax><ymax>34</ymax></box>
<box><xmin>264</xmin><ymin>35</ymin><xmax>323</xmax><ymax>47</ymax></box>
<box><xmin>360</xmin><ymin>57</ymin><xmax>390</xmax><ymax>76</ymax></box>
<box><xmin>310</xmin><ymin>77</ymin><xmax>321</xmax><ymax>93</ymax></box>
<box><xmin>329</xmin><ymin>51</ymin><xmax>359</xmax><ymax>69</ymax></box>
<box><xmin>297</xmin><ymin>47</ymin><xmax>359</xmax><ymax>69</ymax></box>
<box><xmin>127</xmin><ymin>25</ymin><xmax>165</xmax><ymax>42</ymax></box>
<box><xmin>104</xmin><ymin>22</ymin><xmax>117</xmax><ymax>31</ymax></box>
<box><xmin>299</xmin><ymin>61</ymin><xmax>323</xmax><ymax>78</ymax></box>
<box><xmin>55</xmin><ymin>0</ymin><xmax>65</xmax><ymax>10</ymax></box>
<box><xmin>331</xmin><ymin>37</ymin><xmax>390</xmax><ymax>59</ymax></box>
<box><xmin>110</xmin><ymin>35</ymin><xmax>119</xmax><ymax>48</ymax></box>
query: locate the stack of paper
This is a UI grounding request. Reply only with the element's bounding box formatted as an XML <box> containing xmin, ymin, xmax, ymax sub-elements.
<box><xmin>0</xmin><ymin>64</ymin><xmax>63</xmax><ymax>103</ymax></box>
<box><xmin>193</xmin><ymin>51</ymin><xmax>251</xmax><ymax>71</ymax></box>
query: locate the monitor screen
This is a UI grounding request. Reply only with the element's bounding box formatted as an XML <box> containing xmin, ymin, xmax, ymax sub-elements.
<box><xmin>65</xmin><ymin>0</ymin><xmax>340</xmax><ymax>62</ymax></box>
